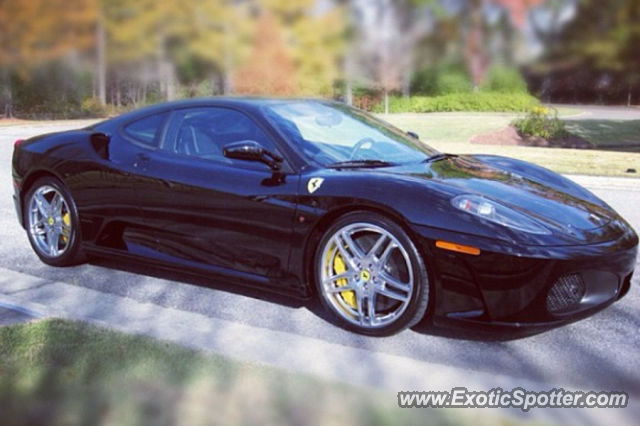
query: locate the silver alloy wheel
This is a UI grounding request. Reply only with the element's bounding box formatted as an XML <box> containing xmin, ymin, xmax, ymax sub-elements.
<box><xmin>27</xmin><ymin>185</ymin><xmax>72</xmax><ymax>258</ymax></box>
<box><xmin>319</xmin><ymin>222</ymin><xmax>414</xmax><ymax>329</ymax></box>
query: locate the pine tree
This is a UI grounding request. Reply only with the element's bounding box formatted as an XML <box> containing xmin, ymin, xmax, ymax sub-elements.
<box><xmin>234</xmin><ymin>11</ymin><xmax>298</xmax><ymax>96</ymax></box>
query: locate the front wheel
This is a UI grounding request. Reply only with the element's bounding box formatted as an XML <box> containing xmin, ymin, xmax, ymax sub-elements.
<box><xmin>315</xmin><ymin>212</ymin><xmax>429</xmax><ymax>336</ymax></box>
<box><xmin>24</xmin><ymin>177</ymin><xmax>85</xmax><ymax>267</ymax></box>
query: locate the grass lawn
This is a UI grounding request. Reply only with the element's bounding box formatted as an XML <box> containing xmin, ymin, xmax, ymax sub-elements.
<box><xmin>383</xmin><ymin>113</ymin><xmax>514</xmax><ymax>145</ymax></box>
<box><xmin>564</xmin><ymin>120</ymin><xmax>640</xmax><ymax>149</ymax></box>
<box><xmin>442</xmin><ymin>144</ymin><xmax>640</xmax><ymax>177</ymax></box>
<box><xmin>551</xmin><ymin>107</ymin><xmax>584</xmax><ymax>117</ymax></box>
<box><xmin>383</xmin><ymin>114</ymin><xmax>640</xmax><ymax>178</ymax></box>
<box><xmin>0</xmin><ymin>319</ymin><xmax>554</xmax><ymax>426</ymax></box>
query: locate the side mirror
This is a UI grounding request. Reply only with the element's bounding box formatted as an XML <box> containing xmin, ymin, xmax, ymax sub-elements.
<box><xmin>407</xmin><ymin>131</ymin><xmax>420</xmax><ymax>140</ymax></box>
<box><xmin>223</xmin><ymin>140</ymin><xmax>283</xmax><ymax>171</ymax></box>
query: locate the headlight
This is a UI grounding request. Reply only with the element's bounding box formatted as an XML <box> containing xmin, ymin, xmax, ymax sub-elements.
<box><xmin>452</xmin><ymin>195</ymin><xmax>551</xmax><ymax>235</ymax></box>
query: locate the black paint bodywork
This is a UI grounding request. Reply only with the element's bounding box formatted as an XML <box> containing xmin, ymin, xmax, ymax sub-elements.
<box><xmin>12</xmin><ymin>98</ymin><xmax>638</xmax><ymax>333</ymax></box>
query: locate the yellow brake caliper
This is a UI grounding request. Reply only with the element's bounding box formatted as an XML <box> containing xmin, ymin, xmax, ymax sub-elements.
<box><xmin>61</xmin><ymin>212</ymin><xmax>70</xmax><ymax>243</ymax></box>
<box><xmin>332</xmin><ymin>252</ymin><xmax>357</xmax><ymax>309</ymax></box>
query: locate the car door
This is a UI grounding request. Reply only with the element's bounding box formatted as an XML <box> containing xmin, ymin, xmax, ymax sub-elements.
<box><xmin>132</xmin><ymin>106</ymin><xmax>301</xmax><ymax>288</ymax></box>
<box><xmin>73</xmin><ymin>111</ymin><xmax>171</xmax><ymax>248</ymax></box>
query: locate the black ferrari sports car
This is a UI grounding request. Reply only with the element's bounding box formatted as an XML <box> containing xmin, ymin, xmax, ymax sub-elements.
<box><xmin>12</xmin><ymin>98</ymin><xmax>638</xmax><ymax>336</ymax></box>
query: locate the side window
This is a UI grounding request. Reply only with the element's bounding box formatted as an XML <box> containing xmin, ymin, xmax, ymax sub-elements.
<box><xmin>171</xmin><ymin>108</ymin><xmax>276</xmax><ymax>163</ymax></box>
<box><xmin>122</xmin><ymin>112</ymin><xmax>169</xmax><ymax>147</ymax></box>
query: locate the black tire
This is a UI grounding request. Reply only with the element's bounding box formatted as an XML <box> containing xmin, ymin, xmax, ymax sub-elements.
<box><xmin>315</xmin><ymin>212</ymin><xmax>429</xmax><ymax>336</ymax></box>
<box><xmin>24</xmin><ymin>177</ymin><xmax>86</xmax><ymax>267</ymax></box>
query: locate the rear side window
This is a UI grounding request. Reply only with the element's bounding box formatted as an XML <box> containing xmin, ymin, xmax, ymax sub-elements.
<box><xmin>123</xmin><ymin>112</ymin><xmax>169</xmax><ymax>147</ymax></box>
<box><xmin>168</xmin><ymin>107</ymin><xmax>277</xmax><ymax>163</ymax></box>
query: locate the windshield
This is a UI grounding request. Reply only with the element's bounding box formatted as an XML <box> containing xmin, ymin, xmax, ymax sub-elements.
<box><xmin>264</xmin><ymin>101</ymin><xmax>439</xmax><ymax>167</ymax></box>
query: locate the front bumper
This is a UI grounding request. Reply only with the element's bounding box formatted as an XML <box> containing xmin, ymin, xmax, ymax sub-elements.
<box><xmin>413</xmin><ymin>224</ymin><xmax>638</xmax><ymax>332</ymax></box>
<box><xmin>12</xmin><ymin>167</ymin><xmax>24</xmax><ymax>229</ymax></box>
<box><xmin>13</xmin><ymin>191</ymin><xmax>24</xmax><ymax>229</ymax></box>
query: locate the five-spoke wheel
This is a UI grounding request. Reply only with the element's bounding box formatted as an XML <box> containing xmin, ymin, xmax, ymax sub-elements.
<box><xmin>25</xmin><ymin>178</ymin><xmax>85</xmax><ymax>266</ymax></box>
<box><xmin>316</xmin><ymin>212</ymin><xmax>429</xmax><ymax>336</ymax></box>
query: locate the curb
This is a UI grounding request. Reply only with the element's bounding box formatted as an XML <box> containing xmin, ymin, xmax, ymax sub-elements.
<box><xmin>0</xmin><ymin>297</ymin><xmax>48</xmax><ymax>319</ymax></box>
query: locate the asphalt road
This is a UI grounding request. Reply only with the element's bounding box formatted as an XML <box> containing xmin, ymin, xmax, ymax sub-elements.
<box><xmin>2</xmin><ymin>122</ymin><xmax>640</xmax><ymax>425</ymax></box>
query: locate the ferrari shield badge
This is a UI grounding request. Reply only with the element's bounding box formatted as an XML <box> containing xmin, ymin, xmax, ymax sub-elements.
<box><xmin>307</xmin><ymin>177</ymin><xmax>324</xmax><ymax>194</ymax></box>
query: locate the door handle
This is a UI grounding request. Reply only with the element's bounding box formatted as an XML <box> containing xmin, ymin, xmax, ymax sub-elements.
<box><xmin>134</xmin><ymin>153</ymin><xmax>151</xmax><ymax>168</ymax></box>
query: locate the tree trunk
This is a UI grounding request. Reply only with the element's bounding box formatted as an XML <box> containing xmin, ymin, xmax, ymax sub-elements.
<box><xmin>345</xmin><ymin>80</ymin><xmax>353</xmax><ymax>106</ymax></box>
<box><xmin>223</xmin><ymin>23</ymin><xmax>234</xmax><ymax>95</ymax></box>
<box><xmin>402</xmin><ymin>69</ymin><xmax>411</xmax><ymax>99</ymax></box>
<box><xmin>2</xmin><ymin>69</ymin><xmax>13</xmax><ymax>118</ymax></box>
<box><xmin>142</xmin><ymin>73</ymin><xmax>148</xmax><ymax>105</ymax></box>
<box><xmin>157</xmin><ymin>33</ymin><xmax>176</xmax><ymax>101</ymax></box>
<box><xmin>466</xmin><ymin>0</ymin><xmax>488</xmax><ymax>90</ymax></box>
<box><xmin>96</xmin><ymin>15</ymin><xmax>107</xmax><ymax>106</ymax></box>
<box><xmin>500</xmin><ymin>12</ymin><xmax>515</xmax><ymax>66</ymax></box>
<box><xmin>223</xmin><ymin>71</ymin><xmax>233</xmax><ymax>95</ymax></box>
<box><xmin>165</xmin><ymin>62</ymin><xmax>176</xmax><ymax>101</ymax></box>
<box><xmin>115</xmin><ymin>71</ymin><xmax>122</xmax><ymax>107</ymax></box>
<box><xmin>384</xmin><ymin>89</ymin><xmax>389</xmax><ymax>115</ymax></box>
<box><xmin>344</xmin><ymin>45</ymin><xmax>354</xmax><ymax>105</ymax></box>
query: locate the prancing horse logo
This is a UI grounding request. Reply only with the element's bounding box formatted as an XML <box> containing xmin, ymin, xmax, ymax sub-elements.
<box><xmin>307</xmin><ymin>177</ymin><xmax>324</xmax><ymax>194</ymax></box>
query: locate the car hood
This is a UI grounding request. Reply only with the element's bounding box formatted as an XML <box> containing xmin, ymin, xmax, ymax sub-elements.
<box><xmin>384</xmin><ymin>155</ymin><xmax>618</xmax><ymax>236</ymax></box>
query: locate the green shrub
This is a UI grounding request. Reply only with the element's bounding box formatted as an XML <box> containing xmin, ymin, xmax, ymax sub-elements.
<box><xmin>512</xmin><ymin>106</ymin><xmax>568</xmax><ymax>139</ymax></box>
<box><xmin>410</xmin><ymin>68</ymin><xmax>438</xmax><ymax>96</ymax></box>
<box><xmin>434</xmin><ymin>72</ymin><xmax>473</xmax><ymax>95</ymax></box>
<box><xmin>411</xmin><ymin>64</ymin><xmax>473</xmax><ymax>96</ymax></box>
<box><xmin>11</xmin><ymin>61</ymin><xmax>96</xmax><ymax>119</ymax></box>
<box><xmin>80</xmin><ymin>98</ymin><xmax>108</xmax><ymax>118</ymax></box>
<box><xmin>482</xmin><ymin>67</ymin><xmax>528</xmax><ymax>94</ymax></box>
<box><xmin>177</xmin><ymin>80</ymin><xmax>217</xmax><ymax>98</ymax></box>
<box><xmin>372</xmin><ymin>92</ymin><xmax>539</xmax><ymax>113</ymax></box>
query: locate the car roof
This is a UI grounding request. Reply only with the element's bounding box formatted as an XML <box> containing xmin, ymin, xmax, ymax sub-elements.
<box><xmin>132</xmin><ymin>97</ymin><xmax>334</xmax><ymax>114</ymax></box>
<box><xmin>92</xmin><ymin>97</ymin><xmax>338</xmax><ymax>131</ymax></box>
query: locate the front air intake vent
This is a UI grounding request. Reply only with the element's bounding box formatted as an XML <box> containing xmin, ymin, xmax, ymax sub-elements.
<box><xmin>547</xmin><ymin>274</ymin><xmax>586</xmax><ymax>314</ymax></box>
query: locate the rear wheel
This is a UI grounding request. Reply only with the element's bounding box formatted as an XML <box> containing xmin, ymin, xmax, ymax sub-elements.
<box><xmin>25</xmin><ymin>177</ymin><xmax>85</xmax><ymax>266</ymax></box>
<box><xmin>315</xmin><ymin>212</ymin><xmax>429</xmax><ymax>336</ymax></box>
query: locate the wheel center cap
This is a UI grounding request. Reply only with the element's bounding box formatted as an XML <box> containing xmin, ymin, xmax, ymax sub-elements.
<box><xmin>48</xmin><ymin>217</ymin><xmax>55</xmax><ymax>226</ymax></box>
<box><xmin>360</xmin><ymin>270</ymin><xmax>371</xmax><ymax>282</ymax></box>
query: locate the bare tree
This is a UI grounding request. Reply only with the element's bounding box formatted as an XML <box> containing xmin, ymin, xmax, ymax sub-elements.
<box><xmin>348</xmin><ymin>0</ymin><xmax>428</xmax><ymax>112</ymax></box>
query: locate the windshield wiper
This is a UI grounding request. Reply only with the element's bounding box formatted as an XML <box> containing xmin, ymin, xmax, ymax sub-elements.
<box><xmin>424</xmin><ymin>153</ymin><xmax>458</xmax><ymax>163</ymax></box>
<box><xmin>326</xmin><ymin>159</ymin><xmax>396</xmax><ymax>169</ymax></box>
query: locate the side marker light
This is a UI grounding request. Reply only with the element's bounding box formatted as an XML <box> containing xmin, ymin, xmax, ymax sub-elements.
<box><xmin>435</xmin><ymin>241</ymin><xmax>481</xmax><ymax>256</ymax></box>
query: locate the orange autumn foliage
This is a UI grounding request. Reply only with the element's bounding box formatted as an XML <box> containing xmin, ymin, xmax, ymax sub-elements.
<box><xmin>234</xmin><ymin>12</ymin><xmax>297</xmax><ymax>96</ymax></box>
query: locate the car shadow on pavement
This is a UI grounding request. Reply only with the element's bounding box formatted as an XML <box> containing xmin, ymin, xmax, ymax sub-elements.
<box><xmin>88</xmin><ymin>256</ymin><xmax>554</xmax><ymax>342</ymax></box>
<box><xmin>410</xmin><ymin>317</ymin><xmax>548</xmax><ymax>342</ymax></box>
<box><xmin>88</xmin><ymin>256</ymin><xmax>307</xmax><ymax>310</ymax></box>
